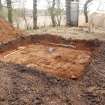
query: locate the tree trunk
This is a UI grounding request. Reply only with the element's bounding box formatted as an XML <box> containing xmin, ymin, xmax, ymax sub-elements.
<box><xmin>66</xmin><ymin>0</ymin><xmax>79</xmax><ymax>26</ymax></box>
<box><xmin>51</xmin><ymin>0</ymin><xmax>56</xmax><ymax>27</ymax></box>
<box><xmin>56</xmin><ymin>0</ymin><xmax>62</xmax><ymax>26</ymax></box>
<box><xmin>0</xmin><ymin>0</ymin><xmax>2</xmax><ymax>17</ymax></box>
<box><xmin>0</xmin><ymin>0</ymin><xmax>2</xmax><ymax>10</ymax></box>
<box><xmin>33</xmin><ymin>0</ymin><xmax>38</xmax><ymax>29</ymax></box>
<box><xmin>84</xmin><ymin>0</ymin><xmax>93</xmax><ymax>23</ymax></box>
<box><xmin>66</xmin><ymin>0</ymin><xmax>71</xmax><ymax>26</ymax></box>
<box><xmin>7</xmin><ymin>0</ymin><xmax>13</xmax><ymax>24</ymax></box>
<box><xmin>23</xmin><ymin>9</ymin><xmax>29</xmax><ymax>30</ymax></box>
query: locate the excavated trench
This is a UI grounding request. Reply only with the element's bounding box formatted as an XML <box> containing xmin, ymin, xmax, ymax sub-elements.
<box><xmin>1</xmin><ymin>34</ymin><xmax>105</xmax><ymax>105</ymax></box>
<box><xmin>0</xmin><ymin>34</ymin><xmax>99</xmax><ymax>79</ymax></box>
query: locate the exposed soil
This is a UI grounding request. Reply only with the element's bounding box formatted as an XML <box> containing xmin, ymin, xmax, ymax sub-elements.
<box><xmin>0</xmin><ymin>34</ymin><xmax>105</xmax><ymax>105</ymax></box>
<box><xmin>0</xmin><ymin>18</ymin><xmax>24</xmax><ymax>42</ymax></box>
<box><xmin>0</xmin><ymin>43</ymin><xmax>92</xmax><ymax>79</ymax></box>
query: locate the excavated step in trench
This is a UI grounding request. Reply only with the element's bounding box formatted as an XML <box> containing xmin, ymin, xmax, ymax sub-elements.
<box><xmin>0</xmin><ymin>34</ymin><xmax>99</xmax><ymax>79</ymax></box>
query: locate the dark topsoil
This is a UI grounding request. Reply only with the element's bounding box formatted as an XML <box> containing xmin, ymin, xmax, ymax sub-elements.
<box><xmin>0</xmin><ymin>35</ymin><xmax>105</xmax><ymax>105</ymax></box>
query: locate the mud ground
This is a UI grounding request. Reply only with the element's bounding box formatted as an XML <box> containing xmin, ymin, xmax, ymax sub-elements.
<box><xmin>0</xmin><ymin>35</ymin><xmax>105</xmax><ymax>105</ymax></box>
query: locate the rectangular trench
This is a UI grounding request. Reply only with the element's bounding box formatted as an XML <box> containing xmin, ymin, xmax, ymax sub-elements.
<box><xmin>0</xmin><ymin>34</ymin><xmax>99</xmax><ymax>79</ymax></box>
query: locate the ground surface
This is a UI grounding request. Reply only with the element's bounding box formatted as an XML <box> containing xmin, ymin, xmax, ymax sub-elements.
<box><xmin>0</xmin><ymin>23</ymin><xmax>105</xmax><ymax>105</ymax></box>
<box><xmin>0</xmin><ymin>42</ymin><xmax>105</xmax><ymax>105</ymax></box>
<box><xmin>0</xmin><ymin>43</ymin><xmax>92</xmax><ymax>79</ymax></box>
<box><xmin>29</xmin><ymin>26</ymin><xmax>105</xmax><ymax>40</ymax></box>
<box><xmin>0</xmin><ymin>34</ymin><xmax>105</xmax><ymax>105</ymax></box>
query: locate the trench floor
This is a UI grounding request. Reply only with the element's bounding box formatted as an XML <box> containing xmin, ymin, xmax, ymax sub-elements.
<box><xmin>0</xmin><ymin>43</ymin><xmax>92</xmax><ymax>79</ymax></box>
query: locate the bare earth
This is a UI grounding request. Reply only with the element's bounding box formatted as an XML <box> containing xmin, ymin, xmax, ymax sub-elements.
<box><xmin>0</xmin><ymin>42</ymin><xmax>105</xmax><ymax>105</ymax></box>
<box><xmin>0</xmin><ymin>43</ymin><xmax>92</xmax><ymax>79</ymax></box>
<box><xmin>0</xmin><ymin>29</ymin><xmax>105</xmax><ymax>105</ymax></box>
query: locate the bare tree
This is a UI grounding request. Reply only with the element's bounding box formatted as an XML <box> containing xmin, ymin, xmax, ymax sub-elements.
<box><xmin>47</xmin><ymin>0</ymin><xmax>56</xmax><ymax>27</ymax></box>
<box><xmin>51</xmin><ymin>0</ymin><xmax>56</xmax><ymax>27</ymax></box>
<box><xmin>47</xmin><ymin>0</ymin><xmax>64</xmax><ymax>27</ymax></box>
<box><xmin>84</xmin><ymin>0</ymin><xmax>93</xmax><ymax>23</ymax></box>
<box><xmin>55</xmin><ymin>0</ymin><xmax>63</xmax><ymax>26</ymax></box>
<box><xmin>0</xmin><ymin>0</ymin><xmax>2</xmax><ymax>17</ymax></box>
<box><xmin>6</xmin><ymin>0</ymin><xmax>13</xmax><ymax>24</ymax></box>
<box><xmin>21</xmin><ymin>0</ymin><xmax>29</xmax><ymax>30</ymax></box>
<box><xmin>33</xmin><ymin>0</ymin><xmax>38</xmax><ymax>29</ymax></box>
<box><xmin>0</xmin><ymin>0</ymin><xmax>2</xmax><ymax>9</ymax></box>
<box><xmin>65</xmin><ymin>0</ymin><xmax>71</xmax><ymax>26</ymax></box>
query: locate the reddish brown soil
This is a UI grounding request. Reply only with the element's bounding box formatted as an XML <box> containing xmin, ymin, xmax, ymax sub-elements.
<box><xmin>0</xmin><ymin>43</ymin><xmax>92</xmax><ymax>79</ymax></box>
<box><xmin>0</xmin><ymin>41</ymin><xmax>104</xmax><ymax>105</ymax></box>
<box><xmin>0</xmin><ymin>35</ymin><xmax>104</xmax><ymax>105</ymax></box>
<box><xmin>0</xmin><ymin>18</ymin><xmax>23</xmax><ymax>42</ymax></box>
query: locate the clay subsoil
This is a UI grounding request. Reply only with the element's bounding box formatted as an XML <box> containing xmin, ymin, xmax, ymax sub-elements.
<box><xmin>0</xmin><ymin>35</ymin><xmax>105</xmax><ymax>105</ymax></box>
